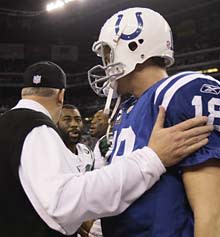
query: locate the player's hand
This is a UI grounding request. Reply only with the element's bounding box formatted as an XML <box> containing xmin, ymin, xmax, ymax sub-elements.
<box><xmin>77</xmin><ymin>220</ymin><xmax>94</xmax><ymax>237</ymax></box>
<box><xmin>148</xmin><ymin>106</ymin><xmax>214</xmax><ymax>167</ymax></box>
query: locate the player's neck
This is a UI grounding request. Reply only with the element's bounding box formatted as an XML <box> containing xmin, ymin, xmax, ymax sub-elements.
<box><xmin>132</xmin><ymin>66</ymin><xmax>168</xmax><ymax>98</ymax></box>
<box><xmin>68</xmin><ymin>143</ymin><xmax>77</xmax><ymax>154</ymax></box>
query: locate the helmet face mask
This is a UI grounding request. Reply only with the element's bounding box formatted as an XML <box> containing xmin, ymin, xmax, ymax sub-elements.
<box><xmin>88</xmin><ymin>7</ymin><xmax>175</xmax><ymax>97</ymax></box>
<box><xmin>88</xmin><ymin>41</ymin><xmax>125</xmax><ymax>97</ymax></box>
<box><xmin>95</xmin><ymin>42</ymin><xmax>114</xmax><ymax>67</ymax></box>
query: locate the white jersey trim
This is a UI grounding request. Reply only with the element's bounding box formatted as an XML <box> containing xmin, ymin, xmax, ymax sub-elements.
<box><xmin>154</xmin><ymin>71</ymin><xmax>198</xmax><ymax>104</ymax></box>
<box><xmin>160</xmin><ymin>73</ymin><xmax>220</xmax><ymax>110</ymax></box>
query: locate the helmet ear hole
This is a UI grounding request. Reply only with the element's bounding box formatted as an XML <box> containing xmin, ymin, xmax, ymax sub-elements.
<box><xmin>138</xmin><ymin>39</ymin><xmax>144</xmax><ymax>44</ymax></box>
<box><xmin>128</xmin><ymin>41</ymin><xmax>138</xmax><ymax>51</ymax></box>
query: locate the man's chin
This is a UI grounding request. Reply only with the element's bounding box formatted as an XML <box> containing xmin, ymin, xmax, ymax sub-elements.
<box><xmin>89</xmin><ymin>131</ymin><xmax>95</xmax><ymax>136</ymax></box>
<box><xmin>69</xmin><ymin>136</ymin><xmax>80</xmax><ymax>144</ymax></box>
<box><xmin>90</xmin><ymin>128</ymin><xmax>98</xmax><ymax>136</ymax></box>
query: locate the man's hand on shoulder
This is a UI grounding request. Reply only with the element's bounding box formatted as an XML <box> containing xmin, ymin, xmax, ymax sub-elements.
<box><xmin>148</xmin><ymin>106</ymin><xmax>213</xmax><ymax>167</ymax></box>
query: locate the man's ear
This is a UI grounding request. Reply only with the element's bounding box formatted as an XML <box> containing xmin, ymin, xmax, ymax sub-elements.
<box><xmin>57</xmin><ymin>89</ymin><xmax>65</xmax><ymax>106</ymax></box>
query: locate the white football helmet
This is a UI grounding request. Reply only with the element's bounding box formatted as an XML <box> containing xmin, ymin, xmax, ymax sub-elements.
<box><xmin>88</xmin><ymin>7</ymin><xmax>174</xmax><ymax>97</ymax></box>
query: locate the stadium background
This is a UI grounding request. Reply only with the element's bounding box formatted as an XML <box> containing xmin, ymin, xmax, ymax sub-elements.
<box><xmin>0</xmin><ymin>0</ymin><xmax>219</xmax><ymax>119</ymax></box>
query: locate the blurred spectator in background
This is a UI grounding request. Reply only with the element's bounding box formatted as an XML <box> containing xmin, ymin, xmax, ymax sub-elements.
<box><xmin>81</xmin><ymin>109</ymin><xmax>109</xmax><ymax>151</ymax></box>
<box><xmin>90</xmin><ymin>109</ymin><xmax>112</xmax><ymax>169</ymax></box>
<box><xmin>90</xmin><ymin>110</ymin><xmax>109</xmax><ymax>139</ymax></box>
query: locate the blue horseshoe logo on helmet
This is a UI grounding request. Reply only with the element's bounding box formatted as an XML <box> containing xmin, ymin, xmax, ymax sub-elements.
<box><xmin>115</xmin><ymin>12</ymin><xmax>143</xmax><ymax>41</ymax></box>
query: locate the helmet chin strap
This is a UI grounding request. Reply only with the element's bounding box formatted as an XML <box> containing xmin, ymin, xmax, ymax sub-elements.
<box><xmin>104</xmin><ymin>86</ymin><xmax>114</xmax><ymax>115</ymax></box>
<box><xmin>106</xmin><ymin>96</ymin><xmax>121</xmax><ymax>144</ymax></box>
<box><xmin>104</xmin><ymin>83</ymin><xmax>121</xmax><ymax>144</ymax></box>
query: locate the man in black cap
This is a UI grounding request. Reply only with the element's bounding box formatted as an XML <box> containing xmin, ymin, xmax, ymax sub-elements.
<box><xmin>0</xmin><ymin>61</ymin><xmax>213</xmax><ymax>237</ymax></box>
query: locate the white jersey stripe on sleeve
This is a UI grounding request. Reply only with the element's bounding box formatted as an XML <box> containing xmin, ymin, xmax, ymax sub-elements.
<box><xmin>154</xmin><ymin>71</ymin><xmax>197</xmax><ymax>104</ymax></box>
<box><xmin>161</xmin><ymin>74</ymin><xmax>220</xmax><ymax>110</ymax></box>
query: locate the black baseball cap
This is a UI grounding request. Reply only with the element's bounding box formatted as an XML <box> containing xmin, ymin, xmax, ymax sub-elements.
<box><xmin>23</xmin><ymin>61</ymin><xmax>66</xmax><ymax>89</ymax></box>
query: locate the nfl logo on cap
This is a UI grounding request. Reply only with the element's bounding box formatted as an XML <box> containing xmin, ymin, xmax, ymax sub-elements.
<box><xmin>33</xmin><ymin>75</ymin><xmax>41</xmax><ymax>84</ymax></box>
<box><xmin>23</xmin><ymin>61</ymin><xmax>66</xmax><ymax>88</ymax></box>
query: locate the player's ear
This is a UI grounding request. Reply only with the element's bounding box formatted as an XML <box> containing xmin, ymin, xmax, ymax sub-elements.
<box><xmin>57</xmin><ymin>89</ymin><xmax>65</xmax><ymax>106</ymax></box>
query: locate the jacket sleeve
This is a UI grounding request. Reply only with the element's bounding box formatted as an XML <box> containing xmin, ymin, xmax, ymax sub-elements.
<box><xmin>19</xmin><ymin>125</ymin><xmax>165</xmax><ymax>235</ymax></box>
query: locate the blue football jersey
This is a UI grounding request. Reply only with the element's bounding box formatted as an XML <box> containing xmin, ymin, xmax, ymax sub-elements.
<box><xmin>101</xmin><ymin>71</ymin><xmax>220</xmax><ymax>237</ymax></box>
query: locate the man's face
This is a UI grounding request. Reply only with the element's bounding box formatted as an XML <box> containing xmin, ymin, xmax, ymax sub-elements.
<box><xmin>90</xmin><ymin>110</ymin><xmax>108</xmax><ymax>138</ymax></box>
<box><xmin>103</xmin><ymin>45</ymin><xmax>112</xmax><ymax>66</ymax></box>
<box><xmin>58</xmin><ymin>108</ymin><xmax>83</xmax><ymax>145</ymax></box>
<box><xmin>102</xmin><ymin>45</ymin><xmax>131</xmax><ymax>96</ymax></box>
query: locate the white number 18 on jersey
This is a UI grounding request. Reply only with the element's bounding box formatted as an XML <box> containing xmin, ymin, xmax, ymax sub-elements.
<box><xmin>192</xmin><ymin>96</ymin><xmax>220</xmax><ymax>131</ymax></box>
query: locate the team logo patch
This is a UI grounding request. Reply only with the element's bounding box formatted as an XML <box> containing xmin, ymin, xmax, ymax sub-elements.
<box><xmin>83</xmin><ymin>148</ymin><xmax>90</xmax><ymax>154</ymax></box>
<box><xmin>200</xmin><ymin>84</ymin><xmax>220</xmax><ymax>95</ymax></box>
<box><xmin>33</xmin><ymin>75</ymin><xmax>41</xmax><ymax>84</ymax></box>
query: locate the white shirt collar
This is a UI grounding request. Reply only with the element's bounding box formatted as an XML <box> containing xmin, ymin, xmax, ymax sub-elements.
<box><xmin>13</xmin><ymin>99</ymin><xmax>52</xmax><ymax>119</ymax></box>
